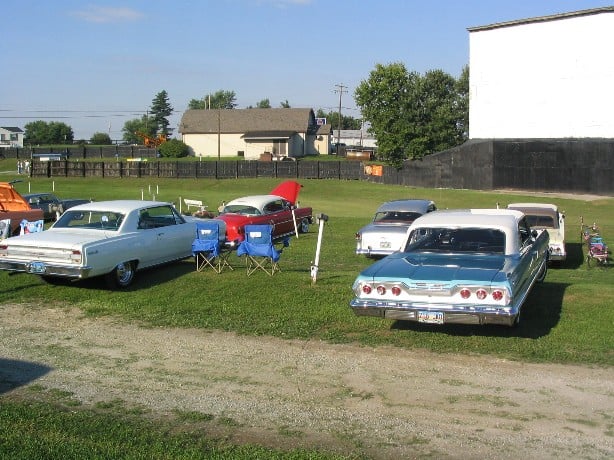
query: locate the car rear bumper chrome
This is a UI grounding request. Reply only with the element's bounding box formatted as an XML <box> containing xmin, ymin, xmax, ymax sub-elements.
<box><xmin>0</xmin><ymin>259</ymin><xmax>92</xmax><ymax>279</ymax></box>
<box><xmin>349</xmin><ymin>299</ymin><xmax>517</xmax><ymax>326</ymax></box>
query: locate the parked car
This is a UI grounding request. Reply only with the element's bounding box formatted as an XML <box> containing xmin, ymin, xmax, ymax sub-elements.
<box><xmin>23</xmin><ymin>192</ymin><xmax>92</xmax><ymax>221</ymax></box>
<box><xmin>507</xmin><ymin>203</ymin><xmax>566</xmax><ymax>263</ymax></box>
<box><xmin>0</xmin><ymin>181</ymin><xmax>44</xmax><ymax>236</ymax></box>
<box><xmin>214</xmin><ymin>180</ymin><xmax>313</xmax><ymax>245</ymax></box>
<box><xmin>0</xmin><ymin>200</ymin><xmax>196</xmax><ymax>289</ymax></box>
<box><xmin>349</xmin><ymin>209</ymin><xmax>549</xmax><ymax>327</ymax></box>
<box><xmin>355</xmin><ymin>199</ymin><xmax>437</xmax><ymax>258</ymax></box>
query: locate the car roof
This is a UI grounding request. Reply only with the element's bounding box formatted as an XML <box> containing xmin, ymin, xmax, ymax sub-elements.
<box><xmin>376</xmin><ymin>199</ymin><xmax>435</xmax><ymax>213</ymax></box>
<box><xmin>411</xmin><ymin>209</ymin><xmax>523</xmax><ymax>228</ymax></box>
<box><xmin>68</xmin><ymin>200</ymin><xmax>172</xmax><ymax>213</ymax></box>
<box><xmin>226</xmin><ymin>195</ymin><xmax>284</xmax><ymax>210</ymax></box>
<box><xmin>507</xmin><ymin>203</ymin><xmax>558</xmax><ymax>212</ymax></box>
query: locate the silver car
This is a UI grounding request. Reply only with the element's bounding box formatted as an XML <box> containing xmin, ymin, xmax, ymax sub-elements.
<box><xmin>355</xmin><ymin>199</ymin><xmax>437</xmax><ymax>258</ymax></box>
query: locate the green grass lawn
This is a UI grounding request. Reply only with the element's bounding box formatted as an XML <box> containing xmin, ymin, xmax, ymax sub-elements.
<box><xmin>1</xmin><ymin>169</ymin><xmax>613</xmax><ymax>458</ymax></box>
<box><xmin>1</xmin><ymin>173</ymin><xmax>612</xmax><ymax>366</ymax></box>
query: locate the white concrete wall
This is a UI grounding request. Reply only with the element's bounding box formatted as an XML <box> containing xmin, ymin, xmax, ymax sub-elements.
<box><xmin>469</xmin><ymin>12</ymin><xmax>614</xmax><ymax>139</ymax></box>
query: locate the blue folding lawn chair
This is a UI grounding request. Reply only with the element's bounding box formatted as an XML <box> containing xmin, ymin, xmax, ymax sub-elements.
<box><xmin>192</xmin><ymin>221</ymin><xmax>233</xmax><ymax>273</ymax></box>
<box><xmin>236</xmin><ymin>224</ymin><xmax>289</xmax><ymax>276</ymax></box>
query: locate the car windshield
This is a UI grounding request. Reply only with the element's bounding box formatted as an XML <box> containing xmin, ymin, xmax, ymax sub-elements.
<box><xmin>405</xmin><ymin>227</ymin><xmax>505</xmax><ymax>254</ymax></box>
<box><xmin>54</xmin><ymin>210</ymin><xmax>125</xmax><ymax>231</ymax></box>
<box><xmin>222</xmin><ymin>205</ymin><xmax>261</xmax><ymax>216</ymax></box>
<box><xmin>374</xmin><ymin>211</ymin><xmax>422</xmax><ymax>224</ymax></box>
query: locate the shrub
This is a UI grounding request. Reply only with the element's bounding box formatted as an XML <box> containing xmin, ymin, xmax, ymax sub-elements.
<box><xmin>159</xmin><ymin>139</ymin><xmax>190</xmax><ymax>158</ymax></box>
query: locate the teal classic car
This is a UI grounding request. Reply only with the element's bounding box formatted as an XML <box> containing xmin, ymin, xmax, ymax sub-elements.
<box><xmin>350</xmin><ymin>209</ymin><xmax>549</xmax><ymax>326</ymax></box>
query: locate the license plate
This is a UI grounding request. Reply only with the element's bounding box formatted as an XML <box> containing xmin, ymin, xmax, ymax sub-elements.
<box><xmin>379</xmin><ymin>241</ymin><xmax>391</xmax><ymax>249</ymax></box>
<box><xmin>418</xmin><ymin>311</ymin><xmax>444</xmax><ymax>324</ymax></box>
<box><xmin>28</xmin><ymin>261</ymin><xmax>46</xmax><ymax>274</ymax></box>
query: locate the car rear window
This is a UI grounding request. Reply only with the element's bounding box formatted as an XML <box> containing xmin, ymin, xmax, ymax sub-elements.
<box><xmin>406</xmin><ymin>227</ymin><xmax>505</xmax><ymax>254</ymax></box>
<box><xmin>374</xmin><ymin>211</ymin><xmax>423</xmax><ymax>223</ymax></box>
<box><xmin>54</xmin><ymin>210</ymin><xmax>125</xmax><ymax>231</ymax></box>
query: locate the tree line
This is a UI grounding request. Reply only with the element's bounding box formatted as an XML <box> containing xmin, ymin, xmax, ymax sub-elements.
<box><xmin>23</xmin><ymin>63</ymin><xmax>468</xmax><ymax>166</ymax></box>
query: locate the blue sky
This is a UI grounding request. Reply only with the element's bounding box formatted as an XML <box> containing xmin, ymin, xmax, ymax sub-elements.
<box><xmin>2</xmin><ymin>0</ymin><xmax>613</xmax><ymax>140</ymax></box>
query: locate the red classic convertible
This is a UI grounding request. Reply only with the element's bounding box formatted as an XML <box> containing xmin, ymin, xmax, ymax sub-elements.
<box><xmin>215</xmin><ymin>181</ymin><xmax>313</xmax><ymax>245</ymax></box>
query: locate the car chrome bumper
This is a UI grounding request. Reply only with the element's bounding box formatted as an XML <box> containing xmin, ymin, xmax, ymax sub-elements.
<box><xmin>355</xmin><ymin>248</ymin><xmax>393</xmax><ymax>257</ymax></box>
<box><xmin>349</xmin><ymin>299</ymin><xmax>518</xmax><ymax>326</ymax></box>
<box><xmin>0</xmin><ymin>259</ymin><xmax>92</xmax><ymax>279</ymax></box>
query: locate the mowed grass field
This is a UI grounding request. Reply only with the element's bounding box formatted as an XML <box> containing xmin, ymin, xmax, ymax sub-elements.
<box><xmin>1</xmin><ymin>172</ymin><xmax>612</xmax><ymax>366</ymax></box>
<box><xmin>1</xmin><ymin>167</ymin><xmax>613</xmax><ymax>459</ymax></box>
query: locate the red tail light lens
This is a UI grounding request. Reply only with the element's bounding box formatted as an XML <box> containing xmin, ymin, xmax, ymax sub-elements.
<box><xmin>460</xmin><ymin>288</ymin><xmax>471</xmax><ymax>299</ymax></box>
<box><xmin>492</xmin><ymin>290</ymin><xmax>504</xmax><ymax>301</ymax></box>
<box><xmin>362</xmin><ymin>284</ymin><xmax>372</xmax><ymax>294</ymax></box>
<box><xmin>476</xmin><ymin>289</ymin><xmax>487</xmax><ymax>300</ymax></box>
<box><xmin>376</xmin><ymin>285</ymin><xmax>386</xmax><ymax>295</ymax></box>
<box><xmin>391</xmin><ymin>286</ymin><xmax>401</xmax><ymax>296</ymax></box>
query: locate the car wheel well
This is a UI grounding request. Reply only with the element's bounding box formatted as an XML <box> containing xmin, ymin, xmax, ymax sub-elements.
<box><xmin>105</xmin><ymin>260</ymin><xmax>138</xmax><ymax>289</ymax></box>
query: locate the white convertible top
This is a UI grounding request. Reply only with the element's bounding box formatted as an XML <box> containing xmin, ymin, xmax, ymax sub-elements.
<box><xmin>412</xmin><ymin>209</ymin><xmax>523</xmax><ymax>228</ymax></box>
<box><xmin>507</xmin><ymin>202</ymin><xmax>558</xmax><ymax>212</ymax></box>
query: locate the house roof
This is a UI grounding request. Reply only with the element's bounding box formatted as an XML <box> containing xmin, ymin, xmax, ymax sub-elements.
<box><xmin>179</xmin><ymin>108</ymin><xmax>317</xmax><ymax>135</ymax></box>
<box><xmin>0</xmin><ymin>127</ymin><xmax>24</xmax><ymax>133</ymax></box>
<box><xmin>467</xmin><ymin>6</ymin><xmax>614</xmax><ymax>32</ymax></box>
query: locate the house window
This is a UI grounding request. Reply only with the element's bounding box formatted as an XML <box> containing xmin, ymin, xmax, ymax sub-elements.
<box><xmin>10</xmin><ymin>133</ymin><xmax>18</xmax><ymax>141</ymax></box>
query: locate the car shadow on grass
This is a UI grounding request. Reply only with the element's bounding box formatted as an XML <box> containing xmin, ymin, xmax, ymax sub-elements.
<box><xmin>63</xmin><ymin>259</ymin><xmax>196</xmax><ymax>291</ymax></box>
<box><xmin>560</xmin><ymin>242</ymin><xmax>585</xmax><ymax>269</ymax></box>
<box><xmin>391</xmin><ymin>282</ymin><xmax>568</xmax><ymax>339</ymax></box>
<box><xmin>0</xmin><ymin>358</ymin><xmax>52</xmax><ymax>394</ymax></box>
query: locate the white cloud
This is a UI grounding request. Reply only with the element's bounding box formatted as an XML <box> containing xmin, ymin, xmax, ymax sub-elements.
<box><xmin>71</xmin><ymin>5</ymin><xmax>144</xmax><ymax>23</ymax></box>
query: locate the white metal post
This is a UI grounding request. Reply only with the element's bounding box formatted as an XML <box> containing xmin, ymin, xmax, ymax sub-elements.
<box><xmin>310</xmin><ymin>213</ymin><xmax>328</xmax><ymax>284</ymax></box>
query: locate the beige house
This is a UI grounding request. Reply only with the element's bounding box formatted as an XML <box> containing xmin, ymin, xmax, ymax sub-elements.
<box><xmin>179</xmin><ymin>108</ymin><xmax>332</xmax><ymax>160</ymax></box>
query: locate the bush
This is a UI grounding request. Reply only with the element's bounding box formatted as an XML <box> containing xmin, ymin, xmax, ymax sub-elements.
<box><xmin>159</xmin><ymin>139</ymin><xmax>190</xmax><ymax>158</ymax></box>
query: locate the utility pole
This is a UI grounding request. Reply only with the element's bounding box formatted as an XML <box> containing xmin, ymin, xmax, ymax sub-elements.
<box><xmin>334</xmin><ymin>84</ymin><xmax>347</xmax><ymax>149</ymax></box>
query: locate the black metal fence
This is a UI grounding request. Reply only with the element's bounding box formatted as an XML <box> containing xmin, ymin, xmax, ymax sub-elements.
<box><xmin>5</xmin><ymin>138</ymin><xmax>614</xmax><ymax>195</ymax></box>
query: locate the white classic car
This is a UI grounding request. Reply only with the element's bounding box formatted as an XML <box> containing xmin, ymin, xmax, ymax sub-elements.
<box><xmin>350</xmin><ymin>209</ymin><xmax>550</xmax><ymax>326</ymax></box>
<box><xmin>507</xmin><ymin>203</ymin><xmax>566</xmax><ymax>263</ymax></box>
<box><xmin>0</xmin><ymin>200</ymin><xmax>196</xmax><ymax>289</ymax></box>
<box><xmin>355</xmin><ymin>199</ymin><xmax>437</xmax><ymax>257</ymax></box>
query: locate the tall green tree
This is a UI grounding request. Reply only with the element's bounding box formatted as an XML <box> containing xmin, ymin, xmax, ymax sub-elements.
<box><xmin>354</xmin><ymin>62</ymin><xmax>468</xmax><ymax>168</ymax></box>
<box><xmin>188</xmin><ymin>90</ymin><xmax>237</xmax><ymax>110</ymax></box>
<box><xmin>90</xmin><ymin>132</ymin><xmax>112</xmax><ymax>145</ymax></box>
<box><xmin>24</xmin><ymin>121</ymin><xmax>74</xmax><ymax>145</ymax></box>
<box><xmin>150</xmin><ymin>90</ymin><xmax>174</xmax><ymax>135</ymax></box>
<box><xmin>455</xmin><ymin>65</ymin><xmax>470</xmax><ymax>139</ymax></box>
<box><xmin>122</xmin><ymin>115</ymin><xmax>156</xmax><ymax>144</ymax></box>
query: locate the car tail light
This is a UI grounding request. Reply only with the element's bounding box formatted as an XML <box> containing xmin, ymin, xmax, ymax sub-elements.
<box><xmin>70</xmin><ymin>250</ymin><xmax>82</xmax><ymax>263</ymax></box>
<box><xmin>391</xmin><ymin>286</ymin><xmax>401</xmax><ymax>296</ymax></box>
<box><xmin>0</xmin><ymin>244</ymin><xmax>7</xmax><ymax>256</ymax></box>
<box><xmin>361</xmin><ymin>284</ymin><xmax>372</xmax><ymax>294</ymax></box>
<box><xmin>355</xmin><ymin>232</ymin><xmax>361</xmax><ymax>241</ymax></box>
<box><xmin>476</xmin><ymin>288</ymin><xmax>487</xmax><ymax>300</ymax></box>
<box><xmin>376</xmin><ymin>285</ymin><xmax>386</xmax><ymax>295</ymax></box>
<box><xmin>460</xmin><ymin>288</ymin><xmax>471</xmax><ymax>299</ymax></box>
<box><xmin>492</xmin><ymin>290</ymin><xmax>504</xmax><ymax>301</ymax></box>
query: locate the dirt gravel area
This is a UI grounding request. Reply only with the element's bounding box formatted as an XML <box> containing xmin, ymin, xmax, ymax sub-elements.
<box><xmin>1</xmin><ymin>303</ymin><xmax>613</xmax><ymax>459</ymax></box>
